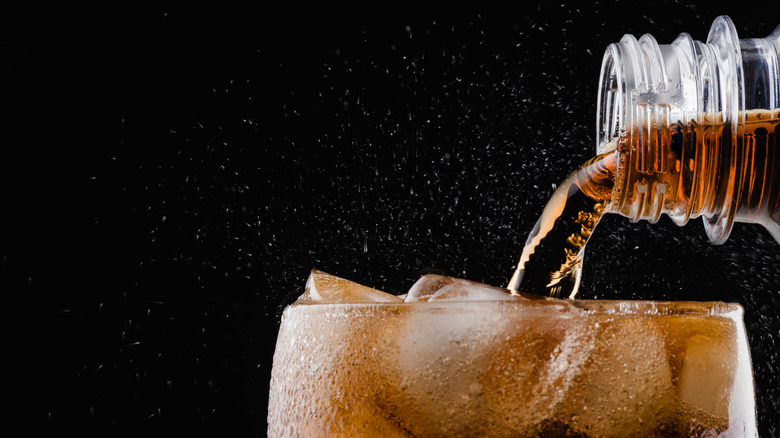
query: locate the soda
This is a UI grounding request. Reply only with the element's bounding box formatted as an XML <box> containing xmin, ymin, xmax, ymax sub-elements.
<box><xmin>267</xmin><ymin>271</ymin><xmax>757</xmax><ymax>437</ymax></box>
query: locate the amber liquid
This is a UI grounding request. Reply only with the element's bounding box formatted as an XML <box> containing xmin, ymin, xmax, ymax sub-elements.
<box><xmin>738</xmin><ymin>110</ymin><xmax>780</xmax><ymax>226</ymax></box>
<box><xmin>611</xmin><ymin>108</ymin><xmax>779</xmax><ymax>238</ymax></box>
<box><xmin>507</xmin><ymin>151</ymin><xmax>617</xmax><ymax>298</ymax></box>
<box><xmin>508</xmin><ymin>109</ymin><xmax>778</xmax><ymax>298</ymax></box>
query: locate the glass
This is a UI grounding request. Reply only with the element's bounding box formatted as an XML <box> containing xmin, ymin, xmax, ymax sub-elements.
<box><xmin>267</xmin><ymin>271</ymin><xmax>757</xmax><ymax>437</ymax></box>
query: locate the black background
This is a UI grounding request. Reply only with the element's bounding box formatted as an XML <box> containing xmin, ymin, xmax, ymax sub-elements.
<box><xmin>15</xmin><ymin>3</ymin><xmax>779</xmax><ymax>436</ymax></box>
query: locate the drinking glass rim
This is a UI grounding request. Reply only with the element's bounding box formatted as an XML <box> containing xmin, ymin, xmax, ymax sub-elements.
<box><xmin>285</xmin><ymin>299</ymin><xmax>744</xmax><ymax>317</ymax></box>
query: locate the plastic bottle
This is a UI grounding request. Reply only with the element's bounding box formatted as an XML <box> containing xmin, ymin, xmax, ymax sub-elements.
<box><xmin>596</xmin><ymin>16</ymin><xmax>780</xmax><ymax>244</ymax></box>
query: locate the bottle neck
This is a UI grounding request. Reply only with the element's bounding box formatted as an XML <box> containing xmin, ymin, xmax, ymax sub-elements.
<box><xmin>596</xmin><ymin>16</ymin><xmax>780</xmax><ymax>244</ymax></box>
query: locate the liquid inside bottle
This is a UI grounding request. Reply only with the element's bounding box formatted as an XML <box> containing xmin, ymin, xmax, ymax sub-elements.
<box><xmin>606</xmin><ymin>108</ymin><xmax>779</xmax><ymax>243</ymax></box>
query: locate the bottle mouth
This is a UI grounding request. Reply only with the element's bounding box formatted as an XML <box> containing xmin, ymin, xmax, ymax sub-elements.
<box><xmin>596</xmin><ymin>44</ymin><xmax>623</xmax><ymax>155</ymax></box>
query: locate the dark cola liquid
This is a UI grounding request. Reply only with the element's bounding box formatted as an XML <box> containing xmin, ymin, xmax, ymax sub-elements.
<box><xmin>507</xmin><ymin>151</ymin><xmax>617</xmax><ymax>298</ymax></box>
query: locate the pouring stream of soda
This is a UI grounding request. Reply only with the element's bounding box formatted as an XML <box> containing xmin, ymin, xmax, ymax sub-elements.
<box><xmin>507</xmin><ymin>151</ymin><xmax>617</xmax><ymax>298</ymax></box>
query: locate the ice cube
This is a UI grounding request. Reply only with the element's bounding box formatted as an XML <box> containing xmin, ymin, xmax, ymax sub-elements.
<box><xmin>294</xmin><ymin>269</ymin><xmax>403</xmax><ymax>304</ymax></box>
<box><xmin>379</xmin><ymin>300</ymin><xmax>602</xmax><ymax>436</ymax></box>
<box><xmin>429</xmin><ymin>284</ymin><xmax>523</xmax><ymax>301</ymax></box>
<box><xmin>380</xmin><ymin>301</ymin><xmax>518</xmax><ymax>435</ymax></box>
<box><xmin>555</xmin><ymin>316</ymin><xmax>675</xmax><ymax>436</ymax></box>
<box><xmin>269</xmin><ymin>273</ymin><xmax>408</xmax><ymax>437</ymax></box>
<box><xmin>677</xmin><ymin>334</ymin><xmax>737</xmax><ymax>419</ymax></box>
<box><xmin>404</xmin><ymin>274</ymin><xmax>484</xmax><ymax>302</ymax></box>
<box><xmin>405</xmin><ymin>273</ymin><xmax>549</xmax><ymax>302</ymax></box>
<box><xmin>658</xmin><ymin>309</ymin><xmax>741</xmax><ymax>431</ymax></box>
<box><xmin>476</xmin><ymin>309</ymin><xmax>601</xmax><ymax>435</ymax></box>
